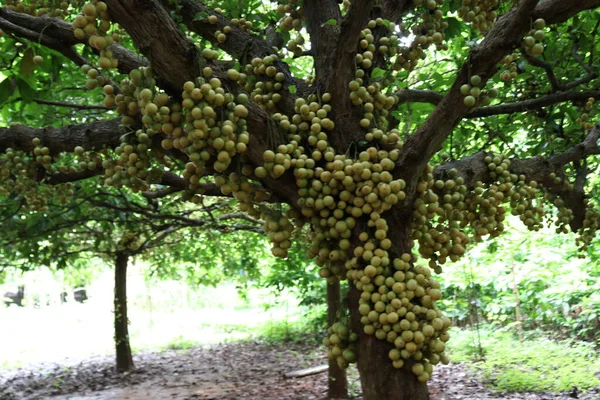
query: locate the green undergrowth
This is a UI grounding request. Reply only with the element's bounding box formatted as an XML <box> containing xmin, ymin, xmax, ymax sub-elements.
<box><xmin>158</xmin><ymin>306</ymin><xmax>324</xmax><ymax>353</ymax></box>
<box><xmin>164</xmin><ymin>336</ymin><xmax>201</xmax><ymax>351</ymax></box>
<box><xmin>447</xmin><ymin>325</ymin><xmax>600</xmax><ymax>393</ymax></box>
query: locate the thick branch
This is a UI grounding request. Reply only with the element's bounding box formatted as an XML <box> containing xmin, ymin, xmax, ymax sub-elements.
<box><xmin>31</xmin><ymin>98</ymin><xmax>112</xmax><ymax>110</ymax></box>
<box><xmin>468</xmin><ymin>90</ymin><xmax>600</xmax><ymax>118</ymax></box>
<box><xmin>313</xmin><ymin>0</ymin><xmax>374</xmax><ymax>147</ymax></box>
<box><xmin>304</xmin><ymin>0</ymin><xmax>342</xmax><ymax>81</ymax></box>
<box><xmin>171</xmin><ymin>0</ymin><xmax>306</xmax><ymax>114</ymax></box>
<box><xmin>45</xmin><ymin>168</ymin><xmax>103</xmax><ymax>185</ymax></box>
<box><xmin>396</xmin><ymin>0</ymin><xmax>600</xmax><ymax>198</ymax></box>
<box><xmin>434</xmin><ymin>123</ymin><xmax>600</xmax><ymax>231</ymax></box>
<box><xmin>173</xmin><ymin>1</ymin><xmax>278</xmax><ymax>62</ymax></box>
<box><xmin>339</xmin><ymin>0</ymin><xmax>375</xmax><ymax>56</ymax></box>
<box><xmin>0</xmin><ymin>8</ymin><xmax>146</xmax><ymax>75</ymax></box>
<box><xmin>104</xmin><ymin>0</ymin><xmax>199</xmax><ymax>94</ymax></box>
<box><xmin>98</xmin><ymin>0</ymin><xmax>299</xmax><ymax>205</ymax></box>
<box><xmin>379</xmin><ymin>0</ymin><xmax>412</xmax><ymax>23</ymax></box>
<box><xmin>0</xmin><ymin>15</ymin><xmax>88</xmax><ymax>72</ymax></box>
<box><xmin>395</xmin><ymin>89</ymin><xmax>444</xmax><ymax>106</ymax></box>
<box><xmin>0</xmin><ymin>118</ymin><xmax>122</xmax><ymax>154</ymax></box>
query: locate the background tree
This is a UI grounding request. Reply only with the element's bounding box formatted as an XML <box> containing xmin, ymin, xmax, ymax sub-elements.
<box><xmin>0</xmin><ymin>183</ymin><xmax>262</xmax><ymax>372</ymax></box>
<box><xmin>1</xmin><ymin>0</ymin><xmax>600</xmax><ymax>399</ymax></box>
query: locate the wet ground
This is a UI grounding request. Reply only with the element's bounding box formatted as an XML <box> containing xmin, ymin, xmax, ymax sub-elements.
<box><xmin>1</xmin><ymin>340</ymin><xmax>598</xmax><ymax>400</ymax></box>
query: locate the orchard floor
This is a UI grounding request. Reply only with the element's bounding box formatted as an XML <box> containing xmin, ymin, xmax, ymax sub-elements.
<box><xmin>1</xmin><ymin>340</ymin><xmax>598</xmax><ymax>400</ymax></box>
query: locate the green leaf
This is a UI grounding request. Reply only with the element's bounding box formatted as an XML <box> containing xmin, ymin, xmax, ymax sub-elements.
<box><xmin>371</xmin><ymin>67</ymin><xmax>386</xmax><ymax>79</ymax></box>
<box><xmin>51</xmin><ymin>55</ymin><xmax>63</xmax><ymax>81</ymax></box>
<box><xmin>19</xmin><ymin>48</ymin><xmax>35</xmax><ymax>77</ymax></box>
<box><xmin>288</xmin><ymin>85</ymin><xmax>297</xmax><ymax>94</ymax></box>
<box><xmin>280</xmin><ymin>30</ymin><xmax>291</xmax><ymax>46</ymax></box>
<box><xmin>325</xmin><ymin>19</ymin><xmax>338</xmax><ymax>25</ymax></box>
<box><xmin>16</xmin><ymin>78</ymin><xmax>35</xmax><ymax>103</ymax></box>
<box><xmin>193</xmin><ymin>12</ymin><xmax>208</xmax><ymax>21</ymax></box>
<box><xmin>444</xmin><ymin>17</ymin><xmax>462</xmax><ymax>39</ymax></box>
<box><xmin>0</xmin><ymin>77</ymin><xmax>16</xmax><ymax>106</ymax></box>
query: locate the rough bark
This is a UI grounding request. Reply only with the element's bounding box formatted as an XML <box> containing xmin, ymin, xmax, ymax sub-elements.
<box><xmin>314</xmin><ymin>0</ymin><xmax>375</xmax><ymax>153</ymax></box>
<box><xmin>349</xmin><ymin>238</ymin><xmax>429</xmax><ymax>399</ymax></box>
<box><xmin>0</xmin><ymin>118</ymin><xmax>122</xmax><ymax>154</ymax></box>
<box><xmin>114</xmin><ymin>251</ymin><xmax>134</xmax><ymax>373</ymax></box>
<box><xmin>352</xmin><ymin>321</ymin><xmax>429</xmax><ymax>400</ymax></box>
<box><xmin>380</xmin><ymin>0</ymin><xmax>413</xmax><ymax>23</ymax></box>
<box><xmin>104</xmin><ymin>0</ymin><xmax>200</xmax><ymax>94</ymax></box>
<box><xmin>347</xmin><ymin>218</ymin><xmax>429</xmax><ymax>400</ymax></box>
<box><xmin>327</xmin><ymin>279</ymin><xmax>348</xmax><ymax>399</ymax></box>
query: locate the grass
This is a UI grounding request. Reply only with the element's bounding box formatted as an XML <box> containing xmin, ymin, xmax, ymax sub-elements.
<box><xmin>164</xmin><ymin>336</ymin><xmax>201</xmax><ymax>351</ymax></box>
<box><xmin>447</xmin><ymin>325</ymin><xmax>600</xmax><ymax>393</ymax></box>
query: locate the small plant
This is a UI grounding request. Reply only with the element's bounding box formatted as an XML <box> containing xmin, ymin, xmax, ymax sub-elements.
<box><xmin>53</xmin><ymin>377</ymin><xmax>63</xmax><ymax>389</ymax></box>
<box><xmin>164</xmin><ymin>336</ymin><xmax>199</xmax><ymax>351</ymax></box>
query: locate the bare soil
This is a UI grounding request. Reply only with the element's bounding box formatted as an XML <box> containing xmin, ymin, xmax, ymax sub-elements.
<box><xmin>1</xmin><ymin>339</ymin><xmax>598</xmax><ymax>400</ymax></box>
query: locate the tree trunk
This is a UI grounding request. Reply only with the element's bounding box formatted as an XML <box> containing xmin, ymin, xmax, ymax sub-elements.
<box><xmin>327</xmin><ymin>279</ymin><xmax>348</xmax><ymax>399</ymax></box>
<box><xmin>349</xmin><ymin>285</ymin><xmax>429</xmax><ymax>400</ymax></box>
<box><xmin>344</xmin><ymin>220</ymin><xmax>430</xmax><ymax>400</ymax></box>
<box><xmin>114</xmin><ymin>251</ymin><xmax>134</xmax><ymax>372</ymax></box>
<box><xmin>511</xmin><ymin>263</ymin><xmax>524</xmax><ymax>343</ymax></box>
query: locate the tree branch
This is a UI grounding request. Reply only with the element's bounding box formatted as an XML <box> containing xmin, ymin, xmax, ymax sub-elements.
<box><xmin>170</xmin><ymin>0</ymin><xmax>306</xmax><ymax>115</ymax></box>
<box><xmin>44</xmin><ymin>167</ymin><xmax>103</xmax><ymax>185</ymax></box>
<box><xmin>172</xmin><ymin>1</ymin><xmax>281</xmax><ymax>62</ymax></box>
<box><xmin>104</xmin><ymin>0</ymin><xmax>200</xmax><ymax>94</ymax></box>
<box><xmin>30</xmin><ymin>98</ymin><xmax>113</xmax><ymax>110</ymax></box>
<box><xmin>0</xmin><ymin>7</ymin><xmax>147</xmax><ymax>75</ymax></box>
<box><xmin>0</xmin><ymin>117</ymin><xmax>123</xmax><ymax>154</ymax></box>
<box><xmin>468</xmin><ymin>90</ymin><xmax>600</xmax><ymax>118</ymax></box>
<box><xmin>339</xmin><ymin>0</ymin><xmax>375</xmax><ymax>55</ymax></box>
<box><xmin>395</xmin><ymin>89</ymin><xmax>444</xmax><ymax>106</ymax></box>
<box><xmin>217</xmin><ymin>212</ymin><xmax>262</xmax><ymax>225</ymax></box>
<box><xmin>520</xmin><ymin>46</ymin><xmax>561</xmax><ymax>92</ymax></box>
<box><xmin>434</xmin><ymin>123</ymin><xmax>600</xmax><ymax>231</ymax></box>
<box><xmin>396</xmin><ymin>0</ymin><xmax>600</xmax><ymax>199</ymax></box>
<box><xmin>379</xmin><ymin>0</ymin><xmax>412</xmax><ymax>23</ymax></box>
<box><xmin>95</xmin><ymin>0</ymin><xmax>299</xmax><ymax>205</ymax></box>
<box><xmin>563</xmin><ymin>43</ymin><xmax>599</xmax><ymax>91</ymax></box>
<box><xmin>303</xmin><ymin>0</ymin><xmax>342</xmax><ymax>78</ymax></box>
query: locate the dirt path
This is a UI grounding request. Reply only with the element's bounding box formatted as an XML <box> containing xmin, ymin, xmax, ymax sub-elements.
<box><xmin>1</xmin><ymin>340</ymin><xmax>598</xmax><ymax>400</ymax></box>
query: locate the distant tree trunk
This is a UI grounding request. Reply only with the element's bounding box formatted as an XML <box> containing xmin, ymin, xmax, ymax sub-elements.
<box><xmin>511</xmin><ymin>263</ymin><xmax>524</xmax><ymax>343</ymax></box>
<box><xmin>114</xmin><ymin>251</ymin><xmax>134</xmax><ymax>372</ymax></box>
<box><xmin>327</xmin><ymin>279</ymin><xmax>348</xmax><ymax>399</ymax></box>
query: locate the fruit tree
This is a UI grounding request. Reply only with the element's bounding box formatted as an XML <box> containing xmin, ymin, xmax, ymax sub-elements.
<box><xmin>1</xmin><ymin>0</ymin><xmax>600</xmax><ymax>398</ymax></box>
